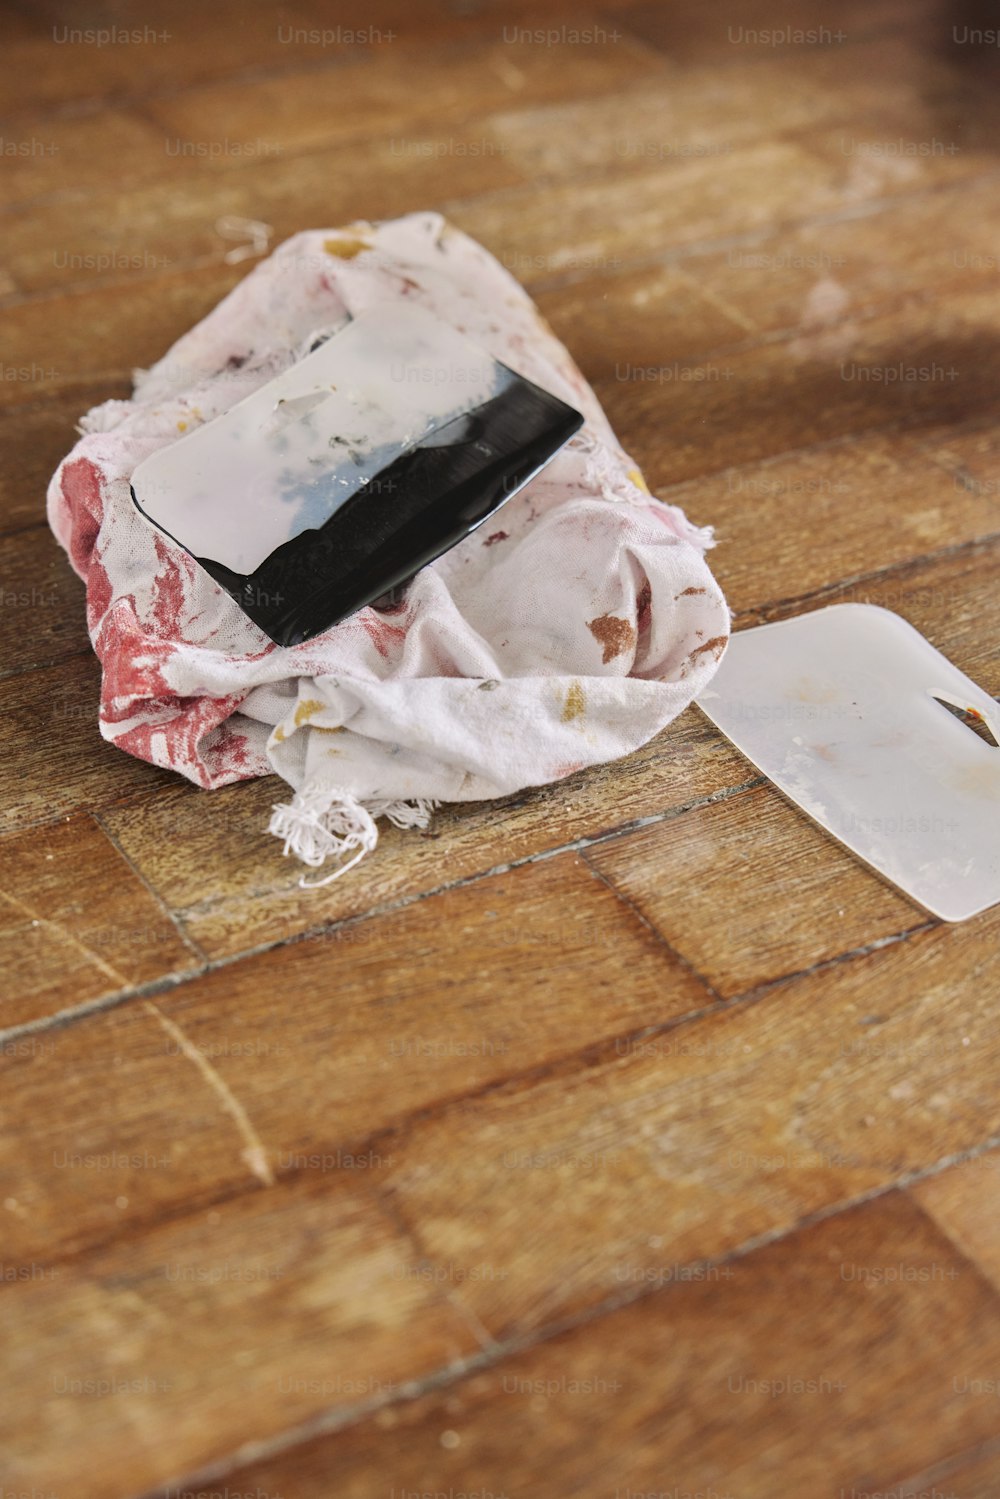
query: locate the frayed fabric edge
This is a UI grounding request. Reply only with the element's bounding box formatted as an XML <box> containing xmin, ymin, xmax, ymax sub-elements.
<box><xmin>268</xmin><ymin>782</ymin><xmax>439</xmax><ymax>888</ymax></box>
<box><xmin>76</xmin><ymin>398</ymin><xmax>135</xmax><ymax>437</ymax></box>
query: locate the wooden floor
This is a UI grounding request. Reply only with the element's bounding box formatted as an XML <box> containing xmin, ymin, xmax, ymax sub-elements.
<box><xmin>3</xmin><ymin>0</ymin><xmax>1000</xmax><ymax>1493</ymax></box>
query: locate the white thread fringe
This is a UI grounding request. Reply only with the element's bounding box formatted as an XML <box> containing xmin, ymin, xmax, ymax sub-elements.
<box><xmin>215</xmin><ymin>214</ymin><xmax>273</xmax><ymax>265</ymax></box>
<box><xmin>268</xmin><ymin>784</ymin><xmax>438</xmax><ymax>888</ymax></box>
<box><xmin>371</xmin><ymin>797</ymin><xmax>440</xmax><ymax>831</ymax></box>
<box><xmin>569</xmin><ymin>429</ymin><xmax>650</xmax><ymax>507</ymax></box>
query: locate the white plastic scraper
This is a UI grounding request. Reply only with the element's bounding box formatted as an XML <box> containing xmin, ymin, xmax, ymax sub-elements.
<box><xmin>696</xmin><ymin>604</ymin><xmax>1000</xmax><ymax>922</ymax></box>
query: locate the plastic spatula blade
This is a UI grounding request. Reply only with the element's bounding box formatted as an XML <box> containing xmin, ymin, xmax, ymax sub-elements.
<box><xmin>696</xmin><ymin>605</ymin><xmax>1000</xmax><ymax>922</ymax></box>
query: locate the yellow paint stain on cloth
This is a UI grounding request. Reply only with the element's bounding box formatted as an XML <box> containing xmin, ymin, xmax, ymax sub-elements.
<box><xmin>294</xmin><ymin>697</ymin><xmax>326</xmax><ymax>727</ymax></box>
<box><xmin>324</xmin><ymin>235</ymin><xmax>372</xmax><ymax>259</ymax></box>
<box><xmin>561</xmin><ymin>681</ymin><xmax>586</xmax><ymax>722</ymax></box>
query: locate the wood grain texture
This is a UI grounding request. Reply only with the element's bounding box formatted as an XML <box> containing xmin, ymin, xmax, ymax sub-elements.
<box><xmin>0</xmin><ymin>108</ymin><xmax>190</xmax><ymax>210</ymax></box>
<box><xmin>485</xmin><ymin>61</ymin><xmax>853</xmax><ymax>173</ymax></box>
<box><xmin>0</xmin><ymin>1173</ymin><xmax>477</xmax><ymax>1499</ymax></box>
<box><xmin>5</xmin><ymin>0</ymin><xmax>610</xmax><ymax>116</ymax></box>
<box><xmin>752</xmin><ymin>536</ymin><xmax>1000</xmax><ymax>678</ymax></box>
<box><xmin>0</xmin><ymin>813</ymin><xmax>198</xmax><ymax>1029</ymax></box>
<box><xmin>141</xmin><ymin>1193</ymin><xmax>1000</xmax><ymax>1499</ymax></box>
<box><xmin>0</xmin><ymin>390</ymin><xmax>117</xmax><ymax>534</ymax></box>
<box><xmin>3</xmin><ymin>0</ymin><xmax>1000</xmax><ymax>1494</ymax></box>
<box><xmin>597</xmin><ymin>286</ymin><xmax>1000</xmax><ymax>487</ymax></box>
<box><xmin>587</xmin><ymin>781</ymin><xmax>923</xmax><ymax>996</ymax></box>
<box><xmin>912</xmin><ymin>1154</ymin><xmax>1000</xmax><ymax>1297</ymax></box>
<box><xmin>681</xmin><ymin>179</ymin><xmax>1000</xmax><ymax>340</ymax></box>
<box><xmin>614</xmin><ymin>2</ymin><xmax>944</xmax><ymax>65</ymax></box>
<box><xmin>0</xmin><ymin>133</ymin><xmax>520</xmax><ymax>301</ymax></box>
<box><xmin>1</xmin><ymin>265</ymin><xmax>247</xmax><ymax>393</ymax></box>
<box><xmin>672</xmin><ymin>429</ymin><xmax>1000</xmax><ymax>617</ymax></box>
<box><xmin>0</xmin><ymin>655</ymin><xmax>172</xmax><ymax>835</ymax></box>
<box><xmin>376</xmin><ymin>904</ymin><xmax>1000</xmax><ymax>1339</ymax></box>
<box><xmin>0</xmin><ymin>526</ymin><xmax>90</xmax><ymax>676</ymax></box>
<box><xmin>145</xmin><ymin>30</ymin><xmax>666</xmax><ymax>161</ymax></box>
<box><xmin>0</xmin><ymin>853</ymin><xmax>712</xmax><ymax>1266</ymax></box>
<box><xmin>449</xmin><ymin>140</ymin><xmax>855</xmax><ymax>276</ymax></box>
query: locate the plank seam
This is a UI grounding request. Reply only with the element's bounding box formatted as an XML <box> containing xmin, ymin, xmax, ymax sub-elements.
<box><xmin>131</xmin><ymin>1135</ymin><xmax>1000</xmax><ymax>1499</ymax></box>
<box><xmin>580</xmin><ymin>852</ymin><xmax>726</xmax><ymax>1003</ymax></box>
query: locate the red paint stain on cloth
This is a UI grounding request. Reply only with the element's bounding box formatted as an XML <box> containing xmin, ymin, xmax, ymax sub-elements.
<box><xmin>151</xmin><ymin>534</ymin><xmax>195</xmax><ymax>637</ymax></box>
<box><xmin>113</xmin><ymin>694</ymin><xmax>251</xmax><ymax>785</ymax></box>
<box><xmin>57</xmin><ymin>458</ymin><xmax>114</xmax><ymax>629</ymax></box>
<box><xmin>358</xmin><ymin>609</ymin><xmax>408</xmax><ymax>659</ymax></box>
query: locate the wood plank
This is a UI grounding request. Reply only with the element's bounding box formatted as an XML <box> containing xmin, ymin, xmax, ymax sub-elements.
<box><xmin>668</xmin><ymin>429</ymin><xmax>1000</xmax><ymax>616</ymax></box>
<box><xmin>0</xmin><ymin>526</ymin><xmax>90</xmax><ymax>676</ymax></box>
<box><xmin>679</xmin><ymin>178</ymin><xmax>1000</xmax><ymax>340</ymax></box>
<box><xmin>0</xmin><ymin>655</ymin><xmax>173</xmax><ymax>835</ymax></box>
<box><xmin>102</xmin><ymin>707</ymin><xmax>751</xmax><ymax>960</ymax></box>
<box><xmin>145</xmin><ymin>29</ymin><xmax>666</xmax><ymax>160</ymax></box>
<box><xmin>616</xmin><ymin>2</ymin><xmax>945</xmax><ymax>66</ymax></box>
<box><xmin>535</xmin><ymin>261</ymin><xmax>750</xmax><ymax>373</ymax></box>
<box><xmin>0</xmin><ymin>1172</ymin><xmax>476</xmax><ymax>1499</ymax></box>
<box><xmin>587</xmin><ymin>781</ymin><xmax>923</xmax><ymax>996</ymax></box>
<box><xmin>150</xmin><ymin>1193</ymin><xmax>1000</xmax><ymax>1499</ymax></box>
<box><xmin>448</xmin><ymin>140</ymin><xmax>856</xmax><ymax>277</ymax></box>
<box><xmin>599</xmin><ymin>286</ymin><xmax>1000</xmax><ymax>487</ymax></box>
<box><xmin>0</xmin><ymin>109</ymin><xmax>190</xmax><ymax>210</ymax></box>
<box><xmin>919</xmin><ymin>419</ymin><xmax>1000</xmax><ymax>498</ymax></box>
<box><xmin>0</xmin><ymin>387</ymin><xmax>115</xmax><ymax>534</ymax></box>
<box><xmin>0</xmin><ymin>127</ymin><xmax>521</xmax><ymax>303</ymax></box>
<box><xmin>912</xmin><ymin>1154</ymin><xmax>1000</xmax><ymax>1298</ymax></box>
<box><xmin>373</xmin><ymin>901</ymin><xmax>1000</xmax><ymax>1340</ymax></box>
<box><xmin>0</xmin><ymin>851</ymin><xmax>712</xmax><ymax>1265</ymax></box>
<box><xmin>0</xmin><ymin>813</ymin><xmax>199</xmax><ymax>1030</ymax></box>
<box><xmin>0</xmin><ymin>266</ymin><xmax>242</xmax><ymax>409</ymax></box>
<box><xmin>0</xmin><ymin>0</ymin><xmax>649</xmax><ymax>116</ymax></box>
<box><xmin>0</xmin><ymin>0</ymin><xmax>395</xmax><ymax>116</ymax></box>
<box><xmin>805</xmin><ymin>105</ymin><xmax>1000</xmax><ymax>193</ymax></box>
<box><xmin>507</xmin><ymin>175</ymin><xmax>1000</xmax><ymax>380</ymax></box>
<box><xmin>486</xmin><ymin>22</ymin><xmax>999</xmax><ymax>198</ymax></box>
<box><xmin>0</xmin><ymin>998</ymin><xmax>268</xmax><ymax>1262</ymax></box>
<box><xmin>486</xmin><ymin>61</ymin><xmax>850</xmax><ymax>176</ymax></box>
